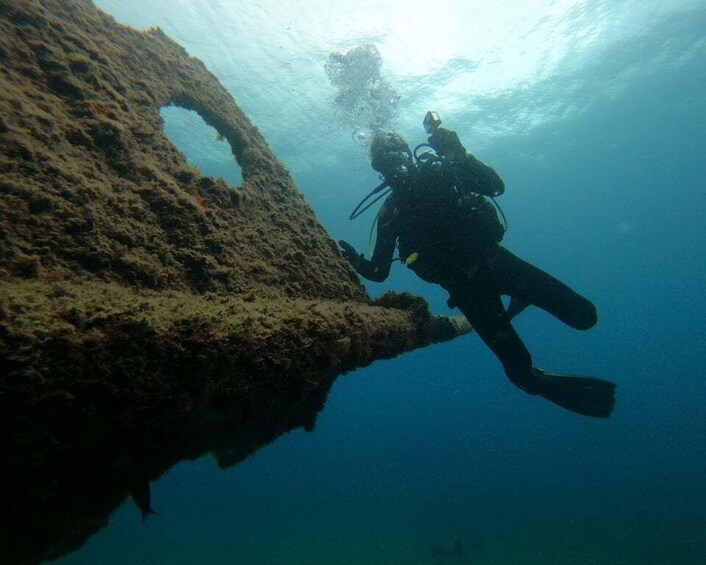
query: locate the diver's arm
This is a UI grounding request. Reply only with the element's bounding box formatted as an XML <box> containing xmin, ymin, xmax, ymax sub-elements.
<box><xmin>358</xmin><ymin>211</ymin><xmax>397</xmax><ymax>281</ymax></box>
<box><xmin>428</xmin><ymin>128</ymin><xmax>505</xmax><ymax>197</ymax></box>
<box><xmin>339</xmin><ymin>202</ymin><xmax>397</xmax><ymax>283</ymax></box>
<box><xmin>450</xmin><ymin>154</ymin><xmax>505</xmax><ymax>197</ymax></box>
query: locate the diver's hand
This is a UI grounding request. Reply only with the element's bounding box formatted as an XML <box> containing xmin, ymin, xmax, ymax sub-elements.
<box><xmin>338</xmin><ymin>240</ymin><xmax>362</xmax><ymax>270</ymax></box>
<box><xmin>428</xmin><ymin>127</ymin><xmax>467</xmax><ymax>162</ymax></box>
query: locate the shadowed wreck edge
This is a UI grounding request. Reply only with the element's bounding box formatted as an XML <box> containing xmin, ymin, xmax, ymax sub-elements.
<box><xmin>0</xmin><ymin>1</ymin><xmax>471</xmax><ymax>563</ymax></box>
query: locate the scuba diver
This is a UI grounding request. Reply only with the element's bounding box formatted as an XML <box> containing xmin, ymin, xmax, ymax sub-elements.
<box><xmin>339</xmin><ymin>112</ymin><xmax>616</xmax><ymax>418</ymax></box>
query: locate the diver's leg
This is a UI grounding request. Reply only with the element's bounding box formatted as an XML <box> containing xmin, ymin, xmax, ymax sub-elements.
<box><xmin>506</xmin><ymin>297</ymin><xmax>529</xmax><ymax>320</ymax></box>
<box><xmin>454</xmin><ymin>287</ymin><xmax>536</xmax><ymax>393</ymax></box>
<box><xmin>489</xmin><ymin>247</ymin><xmax>597</xmax><ymax>330</ymax></box>
<box><xmin>451</xmin><ymin>275</ymin><xmax>615</xmax><ymax>416</ymax></box>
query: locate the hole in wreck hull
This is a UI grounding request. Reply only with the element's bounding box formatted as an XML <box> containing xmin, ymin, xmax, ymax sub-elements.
<box><xmin>160</xmin><ymin>106</ymin><xmax>243</xmax><ymax>188</ymax></box>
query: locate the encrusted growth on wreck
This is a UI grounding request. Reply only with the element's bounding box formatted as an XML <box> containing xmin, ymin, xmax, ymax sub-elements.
<box><xmin>0</xmin><ymin>2</ymin><xmax>470</xmax><ymax>564</ymax></box>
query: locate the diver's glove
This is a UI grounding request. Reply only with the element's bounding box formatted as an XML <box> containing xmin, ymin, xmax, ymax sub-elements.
<box><xmin>428</xmin><ymin>127</ymin><xmax>468</xmax><ymax>162</ymax></box>
<box><xmin>338</xmin><ymin>240</ymin><xmax>363</xmax><ymax>270</ymax></box>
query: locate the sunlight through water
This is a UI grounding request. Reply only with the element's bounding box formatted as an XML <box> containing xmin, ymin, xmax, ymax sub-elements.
<box><xmin>95</xmin><ymin>0</ymin><xmax>704</xmax><ymax>172</ymax></box>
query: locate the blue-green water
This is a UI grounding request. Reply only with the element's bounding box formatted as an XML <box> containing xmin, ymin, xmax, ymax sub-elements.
<box><xmin>57</xmin><ymin>1</ymin><xmax>706</xmax><ymax>563</ymax></box>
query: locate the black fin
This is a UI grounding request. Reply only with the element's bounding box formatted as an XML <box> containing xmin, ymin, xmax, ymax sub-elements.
<box><xmin>534</xmin><ymin>370</ymin><xmax>616</xmax><ymax>418</ymax></box>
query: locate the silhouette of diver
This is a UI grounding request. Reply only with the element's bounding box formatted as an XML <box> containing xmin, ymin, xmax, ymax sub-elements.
<box><xmin>340</xmin><ymin>114</ymin><xmax>616</xmax><ymax>418</ymax></box>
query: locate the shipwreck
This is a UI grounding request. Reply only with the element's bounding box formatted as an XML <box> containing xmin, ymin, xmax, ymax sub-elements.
<box><xmin>0</xmin><ymin>2</ymin><xmax>470</xmax><ymax>563</ymax></box>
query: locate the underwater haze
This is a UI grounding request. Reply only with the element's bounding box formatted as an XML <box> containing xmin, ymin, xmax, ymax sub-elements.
<box><xmin>58</xmin><ymin>0</ymin><xmax>706</xmax><ymax>563</ymax></box>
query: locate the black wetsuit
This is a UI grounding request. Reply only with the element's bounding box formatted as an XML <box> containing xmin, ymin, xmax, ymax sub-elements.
<box><xmin>355</xmin><ymin>153</ymin><xmax>597</xmax><ymax>392</ymax></box>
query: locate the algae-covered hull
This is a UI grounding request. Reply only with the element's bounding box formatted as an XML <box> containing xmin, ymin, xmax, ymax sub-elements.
<box><xmin>0</xmin><ymin>2</ymin><xmax>469</xmax><ymax>563</ymax></box>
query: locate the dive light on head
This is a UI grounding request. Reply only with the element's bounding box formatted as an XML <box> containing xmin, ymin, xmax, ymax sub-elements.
<box><xmin>423</xmin><ymin>110</ymin><xmax>442</xmax><ymax>134</ymax></box>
